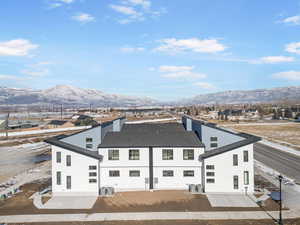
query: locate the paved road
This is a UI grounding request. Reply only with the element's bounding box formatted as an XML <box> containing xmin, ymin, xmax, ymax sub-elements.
<box><xmin>254</xmin><ymin>143</ymin><xmax>300</xmax><ymax>183</ymax></box>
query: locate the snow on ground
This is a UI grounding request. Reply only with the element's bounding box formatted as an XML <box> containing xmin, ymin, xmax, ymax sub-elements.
<box><xmin>259</xmin><ymin>140</ymin><xmax>300</xmax><ymax>157</ymax></box>
<box><xmin>0</xmin><ymin>125</ymin><xmax>90</xmax><ymax>137</ymax></box>
<box><xmin>0</xmin><ymin>142</ymin><xmax>50</xmax><ymax>184</ymax></box>
<box><xmin>126</xmin><ymin>117</ymin><xmax>177</xmax><ymax>124</ymax></box>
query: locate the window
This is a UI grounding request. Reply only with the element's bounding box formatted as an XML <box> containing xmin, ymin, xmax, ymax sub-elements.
<box><xmin>86</xmin><ymin>144</ymin><xmax>93</xmax><ymax>149</ymax></box>
<box><xmin>89</xmin><ymin>172</ymin><xmax>97</xmax><ymax>177</ymax></box>
<box><xmin>108</xmin><ymin>150</ymin><xmax>119</xmax><ymax>160</ymax></box>
<box><xmin>206</xmin><ymin>165</ymin><xmax>215</xmax><ymax>170</ymax></box>
<box><xmin>86</xmin><ymin>137</ymin><xmax>93</xmax><ymax>142</ymax></box>
<box><xmin>89</xmin><ymin>165</ymin><xmax>97</xmax><ymax>170</ymax></box>
<box><xmin>210</xmin><ymin>143</ymin><xmax>218</xmax><ymax>148</ymax></box>
<box><xmin>129</xmin><ymin>149</ymin><xmax>140</xmax><ymax>160</ymax></box>
<box><xmin>183</xmin><ymin>149</ymin><xmax>194</xmax><ymax>160</ymax></box>
<box><xmin>210</xmin><ymin>136</ymin><xmax>218</xmax><ymax>142</ymax></box>
<box><xmin>163</xmin><ymin>170</ymin><xmax>174</xmax><ymax>177</ymax></box>
<box><xmin>233</xmin><ymin>175</ymin><xmax>239</xmax><ymax>189</ymax></box>
<box><xmin>66</xmin><ymin>176</ymin><xmax>71</xmax><ymax>189</ymax></box>
<box><xmin>206</xmin><ymin>172</ymin><xmax>215</xmax><ymax>176</ymax></box>
<box><xmin>233</xmin><ymin>154</ymin><xmax>238</xmax><ymax>166</ymax></box>
<box><xmin>56</xmin><ymin>171</ymin><xmax>61</xmax><ymax>185</ymax></box>
<box><xmin>162</xmin><ymin>149</ymin><xmax>173</xmax><ymax>160</ymax></box>
<box><xmin>243</xmin><ymin>151</ymin><xmax>249</xmax><ymax>162</ymax></box>
<box><xmin>56</xmin><ymin>152</ymin><xmax>61</xmax><ymax>163</ymax></box>
<box><xmin>183</xmin><ymin>170</ymin><xmax>194</xmax><ymax>177</ymax></box>
<box><xmin>89</xmin><ymin>179</ymin><xmax>97</xmax><ymax>183</ymax></box>
<box><xmin>206</xmin><ymin>178</ymin><xmax>215</xmax><ymax>183</ymax></box>
<box><xmin>109</xmin><ymin>170</ymin><xmax>120</xmax><ymax>177</ymax></box>
<box><xmin>66</xmin><ymin>155</ymin><xmax>71</xmax><ymax>166</ymax></box>
<box><xmin>244</xmin><ymin>171</ymin><xmax>249</xmax><ymax>185</ymax></box>
<box><xmin>129</xmin><ymin>170</ymin><xmax>140</xmax><ymax>177</ymax></box>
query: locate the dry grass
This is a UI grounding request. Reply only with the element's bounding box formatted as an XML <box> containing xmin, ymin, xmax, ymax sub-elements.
<box><xmin>229</xmin><ymin>123</ymin><xmax>300</xmax><ymax>149</ymax></box>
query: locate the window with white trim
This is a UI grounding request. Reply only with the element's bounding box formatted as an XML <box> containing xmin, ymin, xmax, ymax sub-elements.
<box><xmin>162</xmin><ymin>149</ymin><xmax>173</xmax><ymax>160</ymax></box>
<box><xmin>163</xmin><ymin>170</ymin><xmax>174</xmax><ymax>177</ymax></box>
<box><xmin>183</xmin><ymin>170</ymin><xmax>194</xmax><ymax>177</ymax></box>
<box><xmin>129</xmin><ymin>149</ymin><xmax>140</xmax><ymax>160</ymax></box>
<box><xmin>108</xmin><ymin>150</ymin><xmax>119</xmax><ymax>160</ymax></box>
<box><xmin>183</xmin><ymin>149</ymin><xmax>194</xmax><ymax>160</ymax></box>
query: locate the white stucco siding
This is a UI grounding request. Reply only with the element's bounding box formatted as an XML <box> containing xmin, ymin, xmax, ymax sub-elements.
<box><xmin>203</xmin><ymin>144</ymin><xmax>254</xmax><ymax>193</ymax></box>
<box><xmin>52</xmin><ymin>145</ymin><xmax>99</xmax><ymax>196</ymax></box>
<box><xmin>100</xmin><ymin>167</ymin><xmax>149</xmax><ymax>191</ymax></box>
<box><xmin>152</xmin><ymin>147</ymin><xmax>203</xmax><ymax>189</ymax></box>
<box><xmin>153</xmin><ymin>167</ymin><xmax>201</xmax><ymax>189</ymax></box>
<box><xmin>98</xmin><ymin>147</ymin><xmax>149</xmax><ymax>191</ymax></box>
<box><xmin>99</xmin><ymin>147</ymin><xmax>149</xmax><ymax>167</ymax></box>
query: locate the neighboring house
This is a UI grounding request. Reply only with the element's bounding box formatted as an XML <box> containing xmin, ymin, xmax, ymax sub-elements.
<box><xmin>45</xmin><ymin>116</ymin><xmax>260</xmax><ymax>196</ymax></box>
<box><xmin>47</xmin><ymin>120</ymin><xmax>74</xmax><ymax>129</ymax></box>
<box><xmin>8</xmin><ymin>120</ymin><xmax>39</xmax><ymax>130</ymax></box>
<box><xmin>74</xmin><ymin>115</ymin><xmax>98</xmax><ymax>126</ymax></box>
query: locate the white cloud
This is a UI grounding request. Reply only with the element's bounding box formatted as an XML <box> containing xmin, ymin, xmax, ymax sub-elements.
<box><xmin>260</xmin><ymin>56</ymin><xmax>295</xmax><ymax>64</ymax></box>
<box><xmin>272</xmin><ymin>71</ymin><xmax>300</xmax><ymax>80</ymax></box>
<box><xmin>122</xmin><ymin>0</ymin><xmax>151</xmax><ymax>9</ymax></box>
<box><xmin>285</xmin><ymin>42</ymin><xmax>300</xmax><ymax>54</ymax></box>
<box><xmin>49</xmin><ymin>0</ymin><xmax>75</xmax><ymax>8</ymax></box>
<box><xmin>110</xmin><ymin>5</ymin><xmax>140</xmax><ymax>16</ymax></box>
<box><xmin>20</xmin><ymin>61</ymin><xmax>52</xmax><ymax>77</ymax></box>
<box><xmin>155</xmin><ymin>38</ymin><xmax>227</xmax><ymax>54</ymax></box>
<box><xmin>109</xmin><ymin>0</ymin><xmax>164</xmax><ymax>24</ymax></box>
<box><xmin>159</xmin><ymin>65</ymin><xmax>194</xmax><ymax>73</ymax></box>
<box><xmin>0</xmin><ymin>74</ymin><xmax>24</xmax><ymax>80</ymax></box>
<box><xmin>193</xmin><ymin>82</ymin><xmax>216</xmax><ymax>90</ymax></box>
<box><xmin>21</xmin><ymin>69</ymin><xmax>49</xmax><ymax>77</ymax></box>
<box><xmin>59</xmin><ymin>0</ymin><xmax>74</xmax><ymax>3</ymax></box>
<box><xmin>120</xmin><ymin>46</ymin><xmax>145</xmax><ymax>53</ymax></box>
<box><xmin>281</xmin><ymin>15</ymin><xmax>300</xmax><ymax>25</ymax></box>
<box><xmin>159</xmin><ymin>65</ymin><xmax>206</xmax><ymax>80</ymax></box>
<box><xmin>72</xmin><ymin>13</ymin><xmax>95</xmax><ymax>23</ymax></box>
<box><xmin>0</xmin><ymin>39</ymin><xmax>38</xmax><ymax>56</ymax></box>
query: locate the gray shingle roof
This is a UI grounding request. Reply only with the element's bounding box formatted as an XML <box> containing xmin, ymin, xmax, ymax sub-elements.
<box><xmin>99</xmin><ymin>123</ymin><xmax>204</xmax><ymax>148</ymax></box>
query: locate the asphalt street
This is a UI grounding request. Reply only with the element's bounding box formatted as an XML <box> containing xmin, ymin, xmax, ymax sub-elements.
<box><xmin>254</xmin><ymin>143</ymin><xmax>300</xmax><ymax>183</ymax></box>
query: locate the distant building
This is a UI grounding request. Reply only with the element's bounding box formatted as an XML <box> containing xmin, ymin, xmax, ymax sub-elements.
<box><xmin>47</xmin><ymin>120</ymin><xmax>74</xmax><ymax>129</ymax></box>
<box><xmin>8</xmin><ymin>120</ymin><xmax>39</xmax><ymax>130</ymax></box>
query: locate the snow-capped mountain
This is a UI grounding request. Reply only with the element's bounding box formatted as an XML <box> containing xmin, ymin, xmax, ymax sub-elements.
<box><xmin>182</xmin><ymin>86</ymin><xmax>300</xmax><ymax>105</ymax></box>
<box><xmin>0</xmin><ymin>85</ymin><xmax>157</xmax><ymax>107</ymax></box>
<box><xmin>1</xmin><ymin>85</ymin><xmax>300</xmax><ymax>106</ymax></box>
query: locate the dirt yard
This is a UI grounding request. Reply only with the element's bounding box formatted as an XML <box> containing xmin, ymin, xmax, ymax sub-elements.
<box><xmin>0</xmin><ymin>181</ymin><xmax>281</xmax><ymax>216</ymax></box>
<box><xmin>6</xmin><ymin>219</ymin><xmax>300</xmax><ymax>225</ymax></box>
<box><xmin>226</xmin><ymin>123</ymin><xmax>300</xmax><ymax>150</ymax></box>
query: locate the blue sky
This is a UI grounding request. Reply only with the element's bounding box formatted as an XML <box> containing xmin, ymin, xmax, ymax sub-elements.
<box><xmin>1</xmin><ymin>0</ymin><xmax>300</xmax><ymax>100</ymax></box>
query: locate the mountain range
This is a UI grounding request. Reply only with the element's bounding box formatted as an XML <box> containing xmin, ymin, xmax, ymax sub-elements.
<box><xmin>0</xmin><ymin>85</ymin><xmax>156</xmax><ymax>107</ymax></box>
<box><xmin>182</xmin><ymin>86</ymin><xmax>300</xmax><ymax>105</ymax></box>
<box><xmin>0</xmin><ymin>85</ymin><xmax>300</xmax><ymax>106</ymax></box>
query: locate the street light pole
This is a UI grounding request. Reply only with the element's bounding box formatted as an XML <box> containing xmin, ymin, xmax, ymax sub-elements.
<box><xmin>278</xmin><ymin>174</ymin><xmax>283</xmax><ymax>225</ymax></box>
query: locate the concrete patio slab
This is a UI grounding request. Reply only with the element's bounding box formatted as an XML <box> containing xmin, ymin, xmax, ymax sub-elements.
<box><xmin>207</xmin><ymin>194</ymin><xmax>259</xmax><ymax>207</ymax></box>
<box><xmin>43</xmin><ymin>196</ymin><xmax>97</xmax><ymax>209</ymax></box>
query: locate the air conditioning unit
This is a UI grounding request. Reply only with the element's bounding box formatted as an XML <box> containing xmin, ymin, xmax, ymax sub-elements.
<box><xmin>189</xmin><ymin>184</ymin><xmax>203</xmax><ymax>193</ymax></box>
<box><xmin>196</xmin><ymin>184</ymin><xmax>203</xmax><ymax>193</ymax></box>
<box><xmin>100</xmin><ymin>187</ymin><xmax>114</xmax><ymax>196</ymax></box>
<box><xmin>189</xmin><ymin>184</ymin><xmax>196</xmax><ymax>193</ymax></box>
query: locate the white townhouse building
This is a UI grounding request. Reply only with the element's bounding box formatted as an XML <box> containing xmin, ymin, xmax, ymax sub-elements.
<box><xmin>45</xmin><ymin>116</ymin><xmax>260</xmax><ymax>196</ymax></box>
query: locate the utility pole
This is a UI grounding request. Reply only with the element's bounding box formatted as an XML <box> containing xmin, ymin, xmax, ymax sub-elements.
<box><xmin>278</xmin><ymin>174</ymin><xmax>283</xmax><ymax>225</ymax></box>
<box><xmin>5</xmin><ymin>113</ymin><xmax>9</xmax><ymax>139</ymax></box>
<box><xmin>60</xmin><ymin>104</ymin><xmax>63</xmax><ymax>120</ymax></box>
